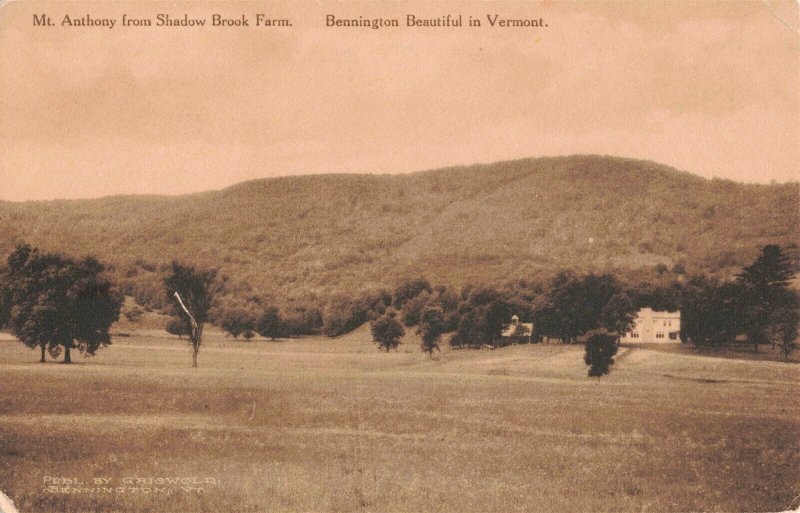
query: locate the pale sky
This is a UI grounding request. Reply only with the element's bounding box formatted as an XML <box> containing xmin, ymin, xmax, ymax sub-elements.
<box><xmin>1</xmin><ymin>0</ymin><xmax>798</xmax><ymax>201</ymax></box>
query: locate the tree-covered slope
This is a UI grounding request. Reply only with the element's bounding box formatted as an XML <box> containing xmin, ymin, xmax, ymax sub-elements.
<box><xmin>1</xmin><ymin>155</ymin><xmax>797</xmax><ymax>305</ymax></box>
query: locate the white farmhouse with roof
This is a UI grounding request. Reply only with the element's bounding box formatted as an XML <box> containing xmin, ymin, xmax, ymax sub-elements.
<box><xmin>620</xmin><ymin>308</ymin><xmax>681</xmax><ymax>343</ymax></box>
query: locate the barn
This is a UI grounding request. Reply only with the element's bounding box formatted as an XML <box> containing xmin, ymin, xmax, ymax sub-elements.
<box><xmin>501</xmin><ymin>315</ymin><xmax>534</xmax><ymax>344</ymax></box>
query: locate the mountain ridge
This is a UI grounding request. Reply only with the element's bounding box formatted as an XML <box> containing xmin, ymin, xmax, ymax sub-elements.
<box><xmin>5</xmin><ymin>154</ymin><xmax>791</xmax><ymax>207</ymax></box>
<box><xmin>1</xmin><ymin>155</ymin><xmax>797</xmax><ymax>307</ymax></box>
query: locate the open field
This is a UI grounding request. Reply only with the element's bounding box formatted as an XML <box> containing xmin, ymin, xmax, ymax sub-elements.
<box><xmin>1</xmin><ymin>327</ymin><xmax>799</xmax><ymax>513</ymax></box>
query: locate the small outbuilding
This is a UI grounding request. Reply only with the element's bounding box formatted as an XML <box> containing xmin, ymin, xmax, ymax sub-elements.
<box><xmin>501</xmin><ymin>315</ymin><xmax>534</xmax><ymax>344</ymax></box>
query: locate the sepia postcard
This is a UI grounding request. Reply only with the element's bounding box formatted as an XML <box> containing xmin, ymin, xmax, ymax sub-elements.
<box><xmin>0</xmin><ymin>1</ymin><xmax>799</xmax><ymax>512</ymax></box>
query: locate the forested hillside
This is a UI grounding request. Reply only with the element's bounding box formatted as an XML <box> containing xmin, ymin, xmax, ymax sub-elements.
<box><xmin>1</xmin><ymin>155</ymin><xmax>797</xmax><ymax>308</ymax></box>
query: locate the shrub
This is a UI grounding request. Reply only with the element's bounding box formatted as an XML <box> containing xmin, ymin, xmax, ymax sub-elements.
<box><xmin>584</xmin><ymin>330</ymin><xmax>619</xmax><ymax>377</ymax></box>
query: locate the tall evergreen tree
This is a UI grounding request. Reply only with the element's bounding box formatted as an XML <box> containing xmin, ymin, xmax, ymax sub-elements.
<box><xmin>737</xmin><ymin>245</ymin><xmax>797</xmax><ymax>352</ymax></box>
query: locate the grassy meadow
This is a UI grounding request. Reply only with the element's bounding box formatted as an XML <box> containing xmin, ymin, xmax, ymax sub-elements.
<box><xmin>1</xmin><ymin>326</ymin><xmax>799</xmax><ymax>513</ymax></box>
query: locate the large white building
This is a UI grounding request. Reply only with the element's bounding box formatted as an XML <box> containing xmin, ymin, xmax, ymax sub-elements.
<box><xmin>620</xmin><ymin>308</ymin><xmax>681</xmax><ymax>343</ymax></box>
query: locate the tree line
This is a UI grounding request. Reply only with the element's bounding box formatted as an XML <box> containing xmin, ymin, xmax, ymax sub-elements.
<box><xmin>0</xmin><ymin>243</ymin><xmax>797</xmax><ymax>373</ymax></box>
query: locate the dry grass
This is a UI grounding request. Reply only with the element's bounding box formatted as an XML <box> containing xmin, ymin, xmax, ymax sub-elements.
<box><xmin>1</xmin><ymin>326</ymin><xmax>799</xmax><ymax>513</ymax></box>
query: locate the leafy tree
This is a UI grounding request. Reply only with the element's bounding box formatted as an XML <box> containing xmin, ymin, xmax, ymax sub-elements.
<box><xmin>322</xmin><ymin>289</ymin><xmax>391</xmax><ymax>337</ymax></box>
<box><xmin>322</xmin><ymin>306</ymin><xmax>350</xmax><ymax>337</ymax></box>
<box><xmin>534</xmin><ymin>272</ymin><xmax>588</xmax><ymax>343</ymax></box>
<box><xmin>417</xmin><ymin>306</ymin><xmax>445</xmax><ymax>357</ymax></box>
<box><xmin>0</xmin><ymin>267</ymin><xmax>10</xmax><ymax>330</ymax></box>
<box><xmin>283</xmin><ymin>305</ymin><xmax>324</xmax><ymax>337</ymax></box>
<box><xmin>451</xmin><ymin>287</ymin><xmax>511</xmax><ymax>347</ymax></box>
<box><xmin>392</xmin><ymin>278</ymin><xmax>432</xmax><ymax>308</ymax></box>
<box><xmin>371</xmin><ymin>314</ymin><xmax>405</xmax><ymax>352</ymax></box>
<box><xmin>4</xmin><ymin>244</ymin><xmax>122</xmax><ymax>363</ymax></box>
<box><xmin>219</xmin><ymin>314</ymin><xmax>247</xmax><ymax>339</ymax></box>
<box><xmin>257</xmin><ymin>306</ymin><xmax>285</xmax><ymax>340</ymax></box>
<box><xmin>217</xmin><ymin>304</ymin><xmax>258</xmax><ymax>339</ymax></box>
<box><xmin>681</xmin><ymin>276</ymin><xmax>743</xmax><ymax>348</ymax></box>
<box><xmin>281</xmin><ymin>311</ymin><xmax>304</xmax><ymax>338</ymax></box>
<box><xmin>483</xmin><ymin>299</ymin><xmax>518</xmax><ymax>347</ymax></box>
<box><xmin>435</xmin><ymin>286</ymin><xmax>461</xmax><ymax>332</ymax></box>
<box><xmin>584</xmin><ymin>330</ymin><xmax>620</xmax><ymax>377</ymax></box>
<box><xmin>765</xmin><ymin>301</ymin><xmax>799</xmax><ymax>361</ymax></box>
<box><xmin>124</xmin><ymin>306</ymin><xmax>145</xmax><ymax>322</ymax></box>
<box><xmin>534</xmin><ymin>272</ymin><xmax>634</xmax><ymax>343</ymax></box>
<box><xmin>450</xmin><ymin>309</ymin><xmax>479</xmax><ymax>348</ymax></box>
<box><xmin>166</xmin><ymin>317</ymin><xmax>191</xmax><ymax>339</ymax></box>
<box><xmin>628</xmin><ymin>281</ymin><xmax>684</xmax><ymax>312</ymax></box>
<box><xmin>400</xmin><ymin>290</ymin><xmax>431</xmax><ymax>327</ymax></box>
<box><xmin>737</xmin><ymin>245</ymin><xmax>798</xmax><ymax>352</ymax></box>
<box><xmin>599</xmin><ymin>292</ymin><xmax>637</xmax><ymax>335</ymax></box>
<box><xmin>779</xmin><ymin>338</ymin><xmax>797</xmax><ymax>361</ymax></box>
<box><xmin>164</xmin><ymin>262</ymin><xmax>218</xmax><ymax>367</ymax></box>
